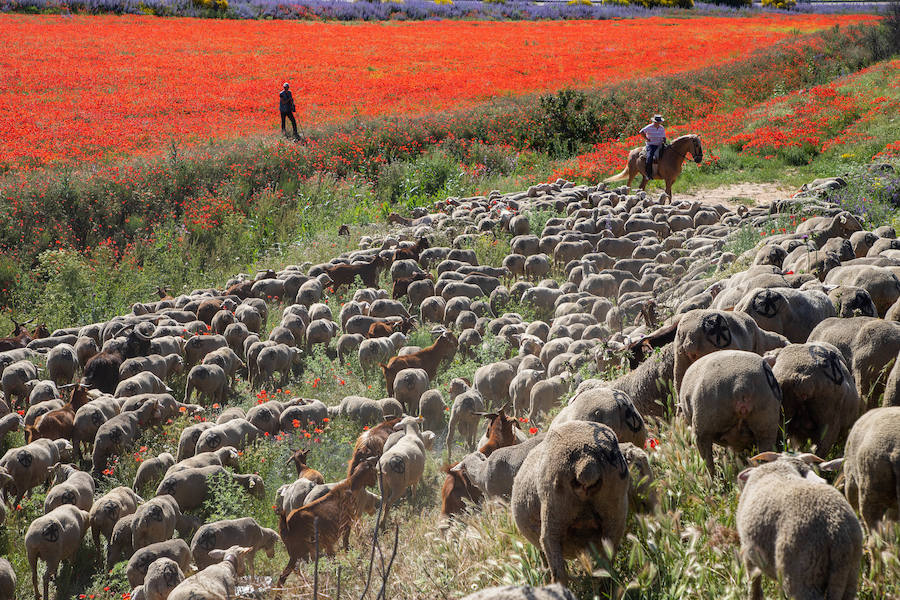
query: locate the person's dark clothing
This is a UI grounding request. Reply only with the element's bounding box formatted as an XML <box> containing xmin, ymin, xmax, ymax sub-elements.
<box><xmin>279</xmin><ymin>89</ymin><xmax>298</xmax><ymax>137</ymax></box>
<box><xmin>279</xmin><ymin>89</ymin><xmax>296</xmax><ymax>114</ymax></box>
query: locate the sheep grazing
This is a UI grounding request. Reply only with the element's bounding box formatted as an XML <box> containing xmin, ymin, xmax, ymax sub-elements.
<box><xmin>167</xmin><ymin>545</ymin><xmax>251</xmax><ymax>600</ymax></box>
<box><xmin>673</xmin><ymin>308</ymin><xmax>788</xmax><ymax>392</ymax></box>
<box><xmin>769</xmin><ymin>342</ymin><xmax>861</xmax><ymax>456</ymax></box>
<box><xmin>89</xmin><ymin>486</ymin><xmax>143</xmax><ymax>550</ymax></box>
<box><xmin>461</xmin><ymin>584</ymin><xmax>577</xmax><ymax>600</ymax></box>
<box><xmin>136</xmin><ymin>557</ymin><xmax>184</xmax><ymax>600</ymax></box>
<box><xmin>823</xmin><ymin>407</ymin><xmax>900</xmax><ymax>528</ymax></box>
<box><xmin>734</xmin><ymin>286</ymin><xmax>836</xmax><ymax>343</ymax></box>
<box><xmin>378</xmin><ymin>416</ymin><xmax>427</xmax><ymax>528</ymax></box>
<box><xmin>610</xmin><ymin>343</ymin><xmax>675</xmax><ymax>419</ymax></box>
<box><xmin>44</xmin><ymin>464</ymin><xmax>95</xmax><ymax>513</ymax></box>
<box><xmin>26</xmin><ymin>504</ymin><xmax>91</xmax><ymax>600</ymax></box>
<box><xmin>511</xmin><ymin>421</ymin><xmax>630</xmax><ymax>585</ymax></box>
<box><xmin>132</xmin><ymin>494</ymin><xmax>198</xmax><ymax>551</ymax></box>
<box><xmin>190</xmin><ymin>517</ymin><xmax>278</xmax><ymax>570</ymax></box>
<box><xmin>679</xmin><ymin>350</ymin><xmax>782</xmax><ymax>475</ymax></box>
<box><xmin>286</xmin><ymin>448</ymin><xmax>324</xmax><ymax>484</ymax></box>
<box><xmin>0</xmin><ymin>438</ymin><xmax>73</xmax><ymax>506</ymax></box>
<box><xmin>446</xmin><ymin>389</ymin><xmax>486</xmax><ymax>456</ymax></box>
<box><xmin>278</xmin><ymin>457</ymin><xmax>379</xmax><ymax>585</ymax></box>
<box><xmin>619</xmin><ymin>442</ymin><xmax>657</xmax><ymax>514</ymax></box>
<box><xmin>184</xmin><ymin>363</ymin><xmax>228</xmax><ymax>405</ymax></box>
<box><xmin>133</xmin><ymin>452</ymin><xmax>176</xmax><ymax>492</ymax></box>
<box><xmin>0</xmin><ymin>557</ymin><xmax>15</xmax><ymax>600</ymax></box>
<box><xmin>737</xmin><ymin>453</ymin><xmax>862</xmax><ymax>600</ymax></box>
<box><xmin>380</xmin><ymin>330</ymin><xmax>458</xmax><ymax>396</ymax></box>
<box><xmin>154</xmin><ymin>465</ymin><xmax>265</xmax><ymax>511</ymax></box>
<box><xmin>166</xmin><ymin>447</ymin><xmax>240</xmax><ymax>476</ymax></box>
<box><xmin>92</xmin><ymin>400</ymin><xmax>160</xmax><ymax>474</ymax></box>
<box><xmin>126</xmin><ymin>539</ymin><xmax>193</xmax><ymax>588</ymax></box>
<box><xmin>551</xmin><ymin>387</ymin><xmax>647</xmax><ymax>448</ymax></box>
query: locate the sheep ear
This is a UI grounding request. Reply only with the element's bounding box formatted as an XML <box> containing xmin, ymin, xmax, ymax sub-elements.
<box><xmin>737</xmin><ymin>467</ymin><xmax>753</xmax><ymax>484</ymax></box>
<box><xmin>819</xmin><ymin>458</ymin><xmax>844</xmax><ymax>472</ymax></box>
<box><xmin>749</xmin><ymin>452</ymin><xmax>779</xmax><ymax>464</ymax></box>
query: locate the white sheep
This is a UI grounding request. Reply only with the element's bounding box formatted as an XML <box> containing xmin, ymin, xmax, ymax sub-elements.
<box><xmin>26</xmin><ymin>504</ymin><xmax>91</xmax><ymax>600</ymax></box>
<box><xmin>378</xmin><ymin>416</ymin><xmax>427</xmax><ymax>528</ymax></box>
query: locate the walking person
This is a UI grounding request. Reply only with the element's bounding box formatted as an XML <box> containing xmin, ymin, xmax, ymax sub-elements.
<box><xmin>640</xmin><ymin>114</ymin><xmax>666</xmax><ymax>179</ymax></box>
<box><xmin>279</xmin><ymin>82</ymin><xmax>299</xmax><ymax>140</ymax></box>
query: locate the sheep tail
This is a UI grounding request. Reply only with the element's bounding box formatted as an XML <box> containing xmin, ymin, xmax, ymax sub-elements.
<box><xmin>603</xmin><ymin>166</ymin><xmax>629</xmax><ymax>183</ymax></box>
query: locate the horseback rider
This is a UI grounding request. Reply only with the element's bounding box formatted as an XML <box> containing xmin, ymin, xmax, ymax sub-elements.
<box><xmin>640</xmin><ymin>115</ymin><xmax>666</xmax><ymax>179</ymax></box>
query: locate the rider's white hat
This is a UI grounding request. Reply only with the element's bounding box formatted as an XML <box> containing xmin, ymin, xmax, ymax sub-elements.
<box><xmin>652</xmin><ymin>114</ymin><xmax>665</xmax><ymax>123</ymax></box>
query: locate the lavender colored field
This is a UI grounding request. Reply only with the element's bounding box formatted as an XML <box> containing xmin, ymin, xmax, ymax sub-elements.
<box><xmin>0</xmin><ymin>0</ymin><xmax>874</xmax><ymax>20</ymax></box>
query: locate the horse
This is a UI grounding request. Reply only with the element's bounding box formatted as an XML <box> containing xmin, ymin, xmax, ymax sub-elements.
<box><xmin>604</xmin><ymin>134</ymin><xmax>703</xmax><ymax>200</ymax></box>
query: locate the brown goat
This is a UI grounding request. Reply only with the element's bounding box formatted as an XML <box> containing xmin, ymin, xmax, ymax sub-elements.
<box><xmin>625</xmin><ymin>320</ymin><xmax>679</xmax><ymax>369</ymax></box>
<box><xmin>366</xmin><ymin>317</ymin><xmax>415</xmax><ymax>339</ymax></box>
<box><xmin>475</xmin><ymin>407</ymin><xmax>521</xmax><ymax>456</ymax></box>
<box><xmin>0</xmin><ymin>319</ymin><xmax>49</xmax><ymax>352</ymax></box>
<box><xmin>391</xmin><ymin>272</ymin><xmax>433</xmax><ymax>299</ymax></box>
<box><xmin>380</xmin><ymin>331</ymin><xmax>457</xmax><ymax>396</ymax></box>
<box><xmin>440</xmin><ymin>463</ymin><xmax>484</xmax><ymax>518</ymax></box>
<box><xmin>25</xmin><ymin>384</ymin><xmax>92</xmax><ymax>443</ymax></box>
<box><xmin>286</xmin><ymin>448</ymin><xmax>325</xmax><ymax>485</ymax></box>
<box><xmin>387</xmin><ymin>212</ymin><xmax>412</xmax><ymax>226</ymax></box>
<box><xmin>393</xmin><ymin>237</ymin><xmax>430</xmax><ymax>264</ymax></box>
<box><xmin>278</xmin><ymin>457</ymin><xmax>378</xmax><ymax>585</ymax></box>
<box><xmin>225</xmin><ymin>280</ymin><xmax>253</xmax><ymax>299</ymax></box>
<box><xmin>324</xmin><ymin>255</ymin><xmax>388</xmax><ymax>291</ymax></box>
<box><xmin>155</xmin><ymin>286</ymin><xmax>173</xmax><ymax>300</ymax></box>
<box><xmin>196</xmin><ymin>299</ymin><xmax>224</xmax><ymax>326</ymax></box>
<box><xmin>346</xmin><ymin>417</ymin><xmax>401</xmax><ymax>478</ymax></box>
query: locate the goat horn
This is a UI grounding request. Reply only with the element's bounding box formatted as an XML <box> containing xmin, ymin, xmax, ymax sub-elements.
<box><xmin>797</xmin><ymin>453</ymin><xmax>824</xmax><ymax>465</ymax></box>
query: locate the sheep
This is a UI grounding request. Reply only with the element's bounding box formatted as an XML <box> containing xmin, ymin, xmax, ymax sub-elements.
<box><xmin>379</xmin><ymin>416</ymin><xmax>427</xmax><ymax>528</ymax></box>
<box><xmin>329</xmin><ymin>395</ymin><xmax>394</xmax><ymax>426</ymax></box>
<box><xmin>509</xmin><ymin>368</ymin><xmax>545</xmax><ymax>416</ymax></box>
<box><xmin>194</xmin><ymin>418</ymin><xmax>261</xmax><ymax>454</ymax></box>
<box><xmin>46</xmin><ymin>343</ymin><xmax>78</xmax><ymax>385</ymax></box>
<box><xmin>44</xmin><ymin>463</ymin><xmax>95</xmax><ymax>513</ymax></box>
<box><xmin>138</xmin><ymin>557</ymin><xmax>184</xmax><ymax>600</ymax></box>
<box><xmin>175</xmin><ymin>422</ymin><xmax>216</xmax><ymax>460</ymax></box>
<box><xmin>0</xmin><ymin>438</ymin><xmax>73</xmax><ymax>506</ymax></box>
<box><xmin>673</xmin><ymin>308</ymin><xmax>788</xmax><ymax>392</ymax></box>
<box><xmin>165</xmin><ymin>446</ymin><xmax>240</xmax><ymax>476</ymax></box>
<box><xmin>392</xmin><ymin>368</ymin><xmax>429</xmax><ymax>415</ymax></box>
<box><xmin>336</xmin><ymin>333</ymin><xmax>365</xmax><ymax>364</ymax></box>
<box><xmin>133</xmin><ymin>452</ymin><xmax>176</xmax><ymax>491</ymax></box>
<box><xmin>419</xmin><ymin>389</ymin><xmax>446</xmax><ymax>432</ymax></box>
<box><xmin>447</xmin><ymin>389</ymin><xmax>486</xmax><ymax>456</ymax></box>
<box><xmin>154</xmin><ymin>465</ymin><xmax>265</xmax><ymax>511</ymax></box>
<box><xmin>461</xmin><ymin>584</ymin><xmax>577</xmax><ymax>600</ymax></box>
<box><xmin>887</xmin><ymin>354</ymin><xmax>900</xmax><ymax>407</ymax></box>
<box><xmin>275</xmin><ymin>477</ymin><xmax>317</xmax><ymax>516</ymax></box>
<box><xmin>511</xmin><ymin>421</ymin><xmax>630</xmax><ymax>586</ymax></box>
<box><xmin>278</xmin><ymin>457</ymin><xmax>379</xmax><ymax>585</ymax></box>
<box><xmin>29</xmin><ymin>380</ymin><xmax>60</xmax><ymax>405</ymax></box>
<box><xmin>92</xmin><ymin>400</ymin><xmax>160</xmax><ymax>474</ymax></box>
<box><xmin>279</xmin><ymin>399</ymin><xmax>328</xmax><ymax>431</ymax></box>
<box><xmin>824</xmin><ymin>264</ymin><xmax>900</xmax><ymax>317</ymax></box>
<box><xmin>358</xmin><ymin>337</ymin><xmax>399</xmax><ymax>375</ymax></box>
<box><xmin>89</xmin><ymin>486</ymin><xmax>143</xmax><ymax>550</ymax></box>
<box><xmin>0</xmin><ymin>412</ymin><xmax>23</xmax><ymax>439</ymax></box>
<box><xmin>183</xmin><ymin>333</ymin><xmax>227</xmax><ymax>366</ymax></box>
<box><xmin>736</xmin><ymin>453</ymin><xmax>862</xmax><ymax>600</ymax></box>
<box><xmin>70</xmin><ymin>393</ymin><xmax>120</xmax><ymax>460</ymax></box>
<box><xmin>126</xmin><ymin>539</ymin><xmax>193</xmax><ymax>587</ymax></box>
<box><xmin>169</xmin><ymin>546</ymin><xmax>255</xmax><ymax>600</ymax></box>
<box><xmin>823</xmin><ymin>407</ymin><xmax>900</xmax><ymax>528</ymax></box>
<box><xmin>190</xmin><ymin>517</ymin><xmax>278</xmax><ymax>570</ymax></box>
<box><xmin>119</xmin><ymin>354</ymin><xmax>185</xmax><ymax>383</ymax></box>
<box><xmin>474</xmin><ymin>361</ymin><xmax>516</xmax><ymax>409</ymax></box>
<box><xmin>183</xmin><ymin>363</ymin><xmax>227</xmax><ymax>405</ymax></box>
<box><xmin>552</xmin><ymin>387</ymin><xmax>647</xmax><ymax>448</ymax></box>
<box><xmin>451</xmin><ymin>434</ymin><xmax>546</xmax><ymax>502</ymax></box>
<box><xmin>0</xmin><ymin>557</ymin><xmax>15</xmax><ymax>600</ymax></box>
<box><xmin>115</xmin><ymin>371</ymin><xmax>172</xmax><ymax>398</ymax></box>
<box><xmin>132</xmin><ymin>494</ymin><xmax>198</xmax><ymax>550</ymax></box>
<box><xmin>1</xmin><ymin>358</ymin><xmax>39</xmax><ymax>407</ymax></box>
<box><xmin>769</xmin><ymin>342</ymin><xmax>861</xmax><ymax>456</ymax></box>
<box><xmin>679</xmin><ymin>350</ymin><xmax>782</xmax><ymax>475</ymax></box>
<box><xmin>201</xmin><ymin>346</ymin><xmax>243</xmax><ymax>386</ymax></box>
<box><xmin>734</xmin><ymin>286</ymin><xmax>836</xmax><ymax>343</ymax></box>
<box><xmin>148</xmin><ymin>336</ymin><xmax>185</xmax><ymax>358</ymax></box>
<box><xmin>381</xmin><ymin>331</ymin><xmax>458</xmax><ymax>396</ymax></box>
<box><xmin>808</xmin><ymin>316</ymin><xmax>900</xmax><ymax>408</ymax></box>
<box><xmin>609</xmin><ymin>342</ymin><xmax>675</xmax><ymax>419</ymax></box>
<box><xmin>26</xmin><ymin>504</ymin><xmax>91</xmax><ymax>600</ymax></box>
<box><xmin>107</xmin><ymin>513</ymin><xmax>137</xmax><ymax>568</ymax></box>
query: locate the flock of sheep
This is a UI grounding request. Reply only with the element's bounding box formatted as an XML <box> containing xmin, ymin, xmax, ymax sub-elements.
<box><xmin>1</xmin><ymin>171</ymin><xmax>900</xmax><ymax>600</ymax></box>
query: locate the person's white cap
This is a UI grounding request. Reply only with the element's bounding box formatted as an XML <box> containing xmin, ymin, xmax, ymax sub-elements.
<box><xmin>283</xmin><ymin>82</ymin><xmax>290</xmax><ymax>88</ymax></box>
<box><xmin>652</xmin><ymin>114</ymin><xmax>664</xmax><ymax>123</ymax></box>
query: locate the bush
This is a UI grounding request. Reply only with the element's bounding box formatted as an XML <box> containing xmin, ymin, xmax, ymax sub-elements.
<box><xmin>708</xmin><ymin>0</ymin><xmax>750</xmax><ymax>7</ymax></box>
<box><xmin>761</xmin><ymin>0</ymin><xmax>796</xmax><ymax>8</ymax></box>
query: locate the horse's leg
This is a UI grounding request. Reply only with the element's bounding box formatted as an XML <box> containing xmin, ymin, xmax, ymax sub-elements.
<box><xmin>639</xmin><ymin>176</ymin><xmax>648</xmax><ymax>191</ymax></box>
<box><xmin>665</xmin><ymin>179</ymin><xmax>673</xmax><ymax>201</ymax></box>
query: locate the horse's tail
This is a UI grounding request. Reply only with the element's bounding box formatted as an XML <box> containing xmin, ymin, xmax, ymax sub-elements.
<box><xmin>603</xmin><ymin>165</ymin><xmax>629</xmax><ymax>183</ymax></box>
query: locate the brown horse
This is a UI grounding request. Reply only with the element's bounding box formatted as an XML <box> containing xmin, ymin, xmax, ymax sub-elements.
<box><xmin>604</xmin><ymin>134</ymin><xmax>703</xmax><ymax>200</ymax></box>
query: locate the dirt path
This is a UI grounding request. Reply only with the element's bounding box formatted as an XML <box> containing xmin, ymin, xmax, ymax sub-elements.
<box><xmin>676</xmin><ymin>182</ymin><xmax>795</xmax><ymax>210</ymax></box>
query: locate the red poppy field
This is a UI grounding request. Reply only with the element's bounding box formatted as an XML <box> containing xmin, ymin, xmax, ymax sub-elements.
<box><xmin>0</xmin><ymin>12</ymin><xmax>877</xmax><ymax>170</ymax></box>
